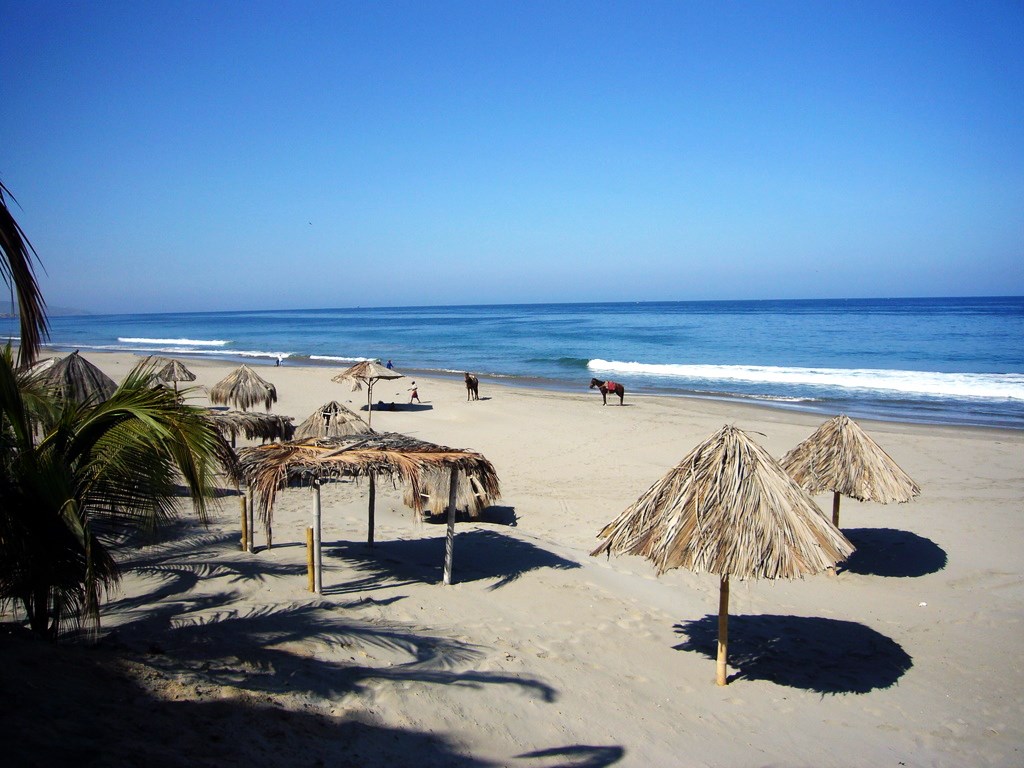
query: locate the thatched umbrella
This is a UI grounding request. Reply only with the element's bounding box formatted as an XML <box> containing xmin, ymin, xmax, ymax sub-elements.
<box><xmin>294</xmin><ymin>401</ymin><xmax>371</xmax><ymax>439</ymax></box>
<box><xmin>592</xmin><ymin>424</ymin><xmax>854</xmax><ymax>686</ymax></box>
<box><xmin>42</xmin><ymin>350</ymin><xmax>117</xmax><ymax>404</ymax></box>
<box><xmin>210</xmin><ymin>364</ymin><xmax>277</xmax><ymax>412</ymax></box>
<box><xmin>331</xmin><ymin>360</ymin><xmax>404</xmax><ymax>428</ymax></box>
<box><xmin>153</xmin><ymin>357</ymin><xmax>196</xmax><ymax>393</ymax></box>
<box><xmin>238</xmin><ymin>432</ymin><xmax>500</xmax><ymax>591</ymax></box>
<box><xmin>205</xmin><ymin>410</ymin><xmax>296</xmax><ymax>444</ymax></box>
<box><xmin>780</xmin><ymin>414</ymin><xmax>921</xmax><ymax>528</ymax></box>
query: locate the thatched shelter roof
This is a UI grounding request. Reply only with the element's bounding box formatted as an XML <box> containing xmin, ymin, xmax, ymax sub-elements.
<box><xmin>41</xmin><ymin>350</ymin><xmax>117</xmax><ymax>404</ymax></box>
<box><xmin>153</xmin><ymin>357</ymin><xmax>197</xmax><ymax>385</ymax></box>
<box><xmin>592</xmin><ymin>424</ymin><xmax>854</xmax><ymax>579</ymax></box>
<box><xmin>780</xmin><ymin>414</ymin><xmax>921</xmax><ymax>504</ymax></box>
<box><xmin>210</xmin><ymin>364</ymin><xmax>277</xmax><ymax>412</ymax></box>
<box><xmin>238</xmin><ymin>432</ymin><xmax>500</xmax><ymax>520</ymax></box>
<box><xmin>294</xmin><ymin>400</ymin><xmax>371</xmax><ymax>440</ymax></box>
<box><xmin>331</xmin><ymin>360</ymin><xmax>404</xmax><ymax>390</ymax></box>
<box><xmin>205</xmin><ymin>410</ymin><xmax>295</xmax><ymax>443</ymax></box>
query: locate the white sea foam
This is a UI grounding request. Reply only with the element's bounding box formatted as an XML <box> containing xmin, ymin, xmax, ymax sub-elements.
<box><xmin>309</xmin><ymin>355</ymin><xmax>373</xmax><ymax>363</ymax></box>
<box><xmin>588</xmin><ymin>359</ymin><xmax>1024</xmax><ymax>401</ymax></box>
<box><xmin>119</xmin><ymin>337</ymin><xmax>230</xmax><ymax>346</ymax></box>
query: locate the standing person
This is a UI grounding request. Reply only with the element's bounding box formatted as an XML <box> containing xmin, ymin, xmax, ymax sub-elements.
<box><xmin>385</xmin><ymin>359</ymin><xmax>394</xmax><ymax>370</ymax></box>
<box><xmin>408</xmin><ymin>381</ymin><xmax>420</xmax><ymax>403</ymax></box>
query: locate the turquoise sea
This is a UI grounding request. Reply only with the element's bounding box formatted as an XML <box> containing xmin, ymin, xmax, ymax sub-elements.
<box><xmin>6</xmin><ymin>296</ymin><xmax>1024</xmax><ymax>429</ymax></box>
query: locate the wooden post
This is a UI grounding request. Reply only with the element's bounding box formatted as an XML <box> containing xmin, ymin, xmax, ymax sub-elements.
<box><xmin>306</xmin><ymin>527</ymin><xmax>315</xmax><ymax>592</ymax></box>
<box><xmin>442</xmin><ymin>466</ymin><xmax>459</xmax><ymax>585</ymax></box>
<box><xmin>716</xmin><ymin>574</ymin><xmax>730</xmax><ymax>686</ymax></box>
<box><xmin>266</xmin><ymin>511</ymin><xmax>273</xmax><ymax>550</ymax></box>
<box><xmin>367</xmin><ymin>472</ymin><xmax>376</xmax><ymax>548</ymax></box>
<box><xmin>832</xmin><ymin>491</ymin><xmax>842</xmax><ymax>528</ymax></box>
<box><xmin>312</xmin><ymin>481</ymin><xmax>323</xmax><ymax>594</ymax></box>
<box><xmin>366</xmin><ymin>382</ymin><xmax>374</xmax><ymax>428</ymax></box>
<box><xmin>247</xmin><ymin>488</ymin><xmax>255</xmax><ymax>554</ymax></box>
<box><xmin>240</xmin><ymin>494</ymin><xmax>248</xmax><ymax>551</ymax></box>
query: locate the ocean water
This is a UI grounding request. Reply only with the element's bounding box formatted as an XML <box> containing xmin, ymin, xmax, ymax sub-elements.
<box><xmin>5</xmin><ymin>296</ymin><xmax>1023</xmax><ymax>429</ymax></box>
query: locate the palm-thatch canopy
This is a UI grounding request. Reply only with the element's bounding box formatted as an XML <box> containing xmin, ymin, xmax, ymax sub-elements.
<box><xmin>592</xmin><ymin>424</ymin><xmax>853</xmax><ymax>686</ymax></box>
<box><xmin>210</xmin><ymin>364</ymin><xmax>277</xmax><ymax>412</ymax></box>
<box><xmin>294</xmin><ymin>400</ymin><xmax>371</xmax><ymax>440</ymax></box>
<box><xmin>238</xmin><ymin>432</ymin><xmax>500</xmax><ymax>589</ymax></box>
<box><xmin>41</xmin><ymin>350</ymin><xmax>117</xmax><ymax>404</ymax></box>
<box><xmin>153</xmin><ymin>357</ymin><xmax>197</xmax><ymax>385</ymax></box>
<box><xmin>332</xmin><ymin>360</ymin><xmax>405</xmax><ymax>428</ymax></box>
<box><xmin>780</xmin><ymin>414</ymin><xmax>921</xmax><ymax>527</ymax></box>
<box><xmin>205</xmin><ymin>410</ymin><xmax>296</xmax><ymax>444</ymax></box>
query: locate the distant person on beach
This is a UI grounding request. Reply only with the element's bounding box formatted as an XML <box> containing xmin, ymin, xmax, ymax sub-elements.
<box><xmin>276</xmin><ymin>356</ymin><xmax>282</xmax><ymax>366</ymax></box>
<box><xmin>385</xmin><ymin>359</ymin><xmax>394</xmax><ymax>369</ymax></box>
<box><xmin>408</xmin><ymin>382</ymin><xmax>420</xmax><ymax>403</ymax></box>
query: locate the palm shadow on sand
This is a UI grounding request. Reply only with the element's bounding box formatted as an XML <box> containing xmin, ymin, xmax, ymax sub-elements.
<box><xmin>838</xmin><ymin>528</ymin><xmax>947</xmax><ymax>577</ymax></box>
<box><xmin>324</xmin><ymin>528</ymin><xmax>580</xmax><ymax>594</ymax></box>
<box><xmin>674</xmin><ymin>614</ymin><xmax>912</xmax><ymax>693</ymax></box>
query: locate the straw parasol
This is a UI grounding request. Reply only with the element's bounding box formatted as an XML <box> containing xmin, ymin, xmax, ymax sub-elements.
<box><xmin>153</xmin><ymin>357</ymin><xmax>196</xmax><ymax>393</ymax></box>
<box><xmin>294</xmin><ymin>400</ymin><xmax>371</xmax><ymax>439</ymax></box>
<box><xmin>780</xmin><ymin>414</ymin><xmax>921</xmax><ymax>528</ymax></box>
<box><xmin>592</xmin><ymin>424</ymin><xmax>854</xmax><ymax>686</ymax></box>
<box><xmin>41</xmin><ymin>350</ymin><xmax>117</xmax><ymax>404</ymax></box>
<box><xmin>205</xmin><ymin>410</ymin><xmax>295</xmax><ymax>444</ymax></box>
<box><xmin>238</xmin><ymin>432</ymin><xmax>500</xmax><ymax>591</ymax></box>
<box><xmin>331</xmin><ymin>360</ymin><xmax>404</xmax><ymax>428</ymax></box>
<box><xmin>210</xmin><ymin>364</ymin><xmax>277</xmax><ymax>412</ymax></box>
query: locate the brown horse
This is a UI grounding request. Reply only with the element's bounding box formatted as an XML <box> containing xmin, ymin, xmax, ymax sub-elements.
<box><xmin>465</xmin><ymin>372</ymin><xmax>479</xmax><ymax>401</ymax></box>
<box><xmin>590</xmin><ymin>377</ymin><xmax>624</xmax><ymax>405</ymax></box>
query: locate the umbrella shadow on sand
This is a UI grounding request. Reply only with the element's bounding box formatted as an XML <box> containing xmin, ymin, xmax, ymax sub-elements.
<box><xmin>674</xmin><ymin>614</ymin><xmax>913</xmax><ymax>693</ymax></box>
<box><xmin>838</xmin><ymin>528</ymin><xmax>947</xmax><ymax>577</ymax></box>
<box><xmin>324</xmin><ymin>529</ymin><xmax>579</xmax><ymax>594</ymax></box>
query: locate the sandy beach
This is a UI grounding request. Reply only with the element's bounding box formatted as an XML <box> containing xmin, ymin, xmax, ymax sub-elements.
<box><xmin>4</xmin><ymin>350</ymin><xmax>1023</xmax><ymax>768</ymax></box>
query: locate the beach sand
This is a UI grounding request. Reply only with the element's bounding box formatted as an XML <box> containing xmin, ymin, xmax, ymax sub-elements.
<box><xmin>4</xmin><ymin>351</ymin><xmax>1023</xmax><ymax>767</ymax></box>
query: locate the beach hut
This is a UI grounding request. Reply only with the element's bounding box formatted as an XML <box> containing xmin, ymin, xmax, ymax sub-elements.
<box><xmin>780</xmin><ymin>414</ymin><xmax>921</xmax><ymax>528</ymax></box>
<box><xmin>294</xmin><ymin>400</ymin><xmax>371</xmax><ymax>439</ymax></box>
<box><xmin>592</xmin><ymin>424</ymin><xmax>854</xmax><ymax>686</ymax></box>
<box><xmin>41</xmin><ymin>350</ymin><xmax>118</xmax><ymax>404</ymax></box>
<box><xmin>332</xmin><ymin>360</ymin><xmax>404</xmax><ymax>428</ymax></box>
<box><xmin>238</xmin><ymin>432</ymin><xmax>500</xmax><ymax>592</ymax></box>
<box><xmin>153</xmin><ymin>357</ymin><xmax>197</xmax><ymax>394</ymax></box>
<box><xmin>210</xmin><ymin>364</ymin><xmax>277</xmax><ymax>412</ymax></box>
<box><xmin>205</xmin><ymin>410</ymin><xmax>296</xmax><ymax>444</ymax></box>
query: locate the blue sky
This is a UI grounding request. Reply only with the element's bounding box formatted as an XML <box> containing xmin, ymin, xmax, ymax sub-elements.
<box><xmin>3</xmin><ymin>1</ymin><xmax>1022</xmax><ymax>313</ymax></box>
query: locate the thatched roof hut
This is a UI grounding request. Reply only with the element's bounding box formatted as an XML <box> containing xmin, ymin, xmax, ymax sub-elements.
<box><xmin>205</xmin><ymin>410</ymin><xmax>295</xmax><ymax>444</ymax></box>
<box><xmin>592</xmin><ymin>424</ymin><xmax>853</xmax><ymax>686</ymax></box>
<box><xmin>210</xmin><ymin>364</ymin><xmax>277</xmax><ymax>412</ymax></box>
<box><xmin>332</xmin><ymin>360</ymin><xmax>404</xmax><ymax>428</ymax></box>
<box><xmin>41</xmin><ymin>350</ymin><xmax>117</xmax><ymax>404</ymax></box>
<box><xmin>294</xmin><ymin>400</ymin><xmax>371</xmax><ymax>440</ymax></box>
<box><xmin>780</xmin><ymin>414</ymin><xmax>921</xmax><ymax>527</ymax></box>
<box><xmin>238</xmin><ymin>432</ymin><xmax>500</xmax><ymax>590</ymax></box>
<box><xmin>153</xmin><ymin>357</ymin><xmax>197</xmax><ymax>387</ymax></box>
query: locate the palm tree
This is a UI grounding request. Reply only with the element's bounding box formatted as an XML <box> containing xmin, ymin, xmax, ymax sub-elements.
<box><xmin>0</xmin><ymin>180</ymin><xmax>48</xmax><ymax>367</ymax></box>
<box><xmin>0</xmin><ymin>348</ymin><xmax>223</xmax><ymax>638</ymax></box>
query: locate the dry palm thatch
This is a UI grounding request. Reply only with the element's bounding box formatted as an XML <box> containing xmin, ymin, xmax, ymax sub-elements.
<box><xmin>592</xmin><ymin>424</ymin><xmax>853</xmax><ymax>686</ymax></box>
<box><xmin>780</xmin><ymin>414</ymin><xmax>921</xmax><ymax>527</ymax></box>
<box><xmin>210</xmin><ymin>364</ymin><xmax>277</xmax><ymax>412</ymax></box>
<box><xmin>41</xmin><ymin>350</ymin><xmax>117</xmax><ymax>404</ymax></box>
<box><xmin>205</xmin><ymin>410</ymin><xmax>296</xmax><ymax>444</ymax></box>
<box><xmin>403</xmin><ymin>467</ymin><xmax>493</xmax><ymax>518</ymax></box>
<box><xmin>238</xmin><ymin>432</ymin><xmax>500</xmax><ymax>589</ymax></box>
<box><xmin>154</xmin><ymin>357</ymin><xmax>197</xmax><ymax>386</ymax></box>
<box><xmin>294</xmin><ymin>400</ymin><xmax>371</xmax><ymax>439</ymax></box>
<box><xmin>332</xmin><ymin>360</ymin><xmax>404</xmax><ymax>428</ymax></box>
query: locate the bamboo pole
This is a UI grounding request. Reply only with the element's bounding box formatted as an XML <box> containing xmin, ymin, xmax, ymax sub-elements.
<box><xmin>312</xmin><ymin>481</ymin><xmax>323</xmax><ymax>594</ymax></box>
<box><xmin>366</xmin><ymin>381</ymin><xmax>374</xmax><ymax>428</ymax></box>
<box><xmin>832</xmin><ymin>491</ymin><xmax>842</xmax><ymax>528</ymax></box>
<box><xmin>240</xmin><ymin>494</ymin><xmax>248</xmax><ymax>551</ymax></box>
<box><xmin>367</xmin><ymin>472</ymin><xmax>376</xmax><ymax>548</ymax></box>
<box><xmin>716</xmin><ymin>574</ymin><xmax>730</xmax><ymax>686</ymax></box>
<box><xmin>246</xmin><ymin>488</ymin><xmax>255</xmax><ymax>554</ymax></box>
<box><xmin>443</xmin><ymin>466</ymin><xmax>459</xmax><ymax>585</ymax></box>
<box><xmin>306</xmin><ymin>527</ymin><xmax>315</xmax><ymax>592</ymax></box>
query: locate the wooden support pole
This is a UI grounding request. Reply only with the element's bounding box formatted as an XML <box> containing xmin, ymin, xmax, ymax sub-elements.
<box><xmin>312</xmin><ymin>481</ymin><xmax>323</xmax><ymax>594</ymax></box>
<box><xmin>306</xmin><ymin>526</ymin><xmax>315</xmax><ymax>592</ymax></box>
<box><xmin>367</xmin><ymin>472</ymin><xmax>376</xmax><ymax>548</ymax></box>
<box><xmin>832</xmin><ymin>491</ymin><xmax>842</xmax><ymax>528</ymax></box>
<box><xmin>240</xmin><ymin>494</ymin><xmax>248</xmax><ymax>551</ymax></box>
<box><xmin>366</xmin><ymin>382</ymin><xmax>374</xmax><ymax>428</ymax></box>
<box><xmin>716</xmin><ymin>574</ymin><xmax>730</xmax><ymax>686</ymax></box>
<box><xmin>443</xmin><ymin>466</ymin><xmax>459</xmax><ymax>585</ymax></box>
<box><xmin>246</xmin><ymin>488</ymin><xmax>255</xmax><ymax>554</ymax></box>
